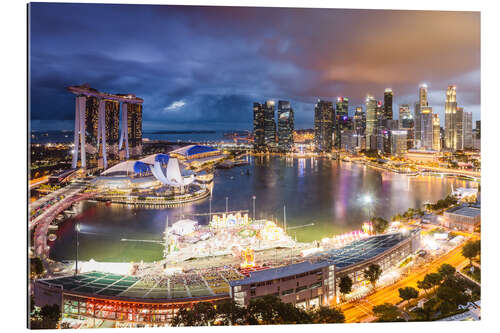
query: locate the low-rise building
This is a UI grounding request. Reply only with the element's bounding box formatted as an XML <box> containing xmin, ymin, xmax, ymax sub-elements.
<box><xmin>442</xmin><ymin>206</ymin><xmax>480</xmax><ymax>233</ymax></box>
<box><xmin>405</xmin><ymin>149</ymin><xmax>441</xmax><ymax>163</ymax></box>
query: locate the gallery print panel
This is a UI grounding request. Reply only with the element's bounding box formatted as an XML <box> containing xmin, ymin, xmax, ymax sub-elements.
<box><xmin>28</xmin><ymin>2</ymin><xmax>480</xmax><ymax>329</ymax></box>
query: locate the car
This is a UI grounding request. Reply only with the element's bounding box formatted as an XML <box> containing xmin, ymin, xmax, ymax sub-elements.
<box><xmin>417</xmin><ymin>250</ymin><xmax>427</xmax><ymax>257</ymax></box>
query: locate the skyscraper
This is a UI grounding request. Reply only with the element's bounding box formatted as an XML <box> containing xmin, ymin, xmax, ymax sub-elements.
<box><xmin>353</xmin><ymin>106</ymin><xmax>365</xmax><ymax>136</ymax></box>
<box><xmin>391</xmin><ymin>130</ymin><xmax>408</xmax><ymax>156</ymax></box>
<box><xmin>334</xmin><ymin>97</ymin><xmax>348</xmax><ymax>148</ymax></box>
<box><xmin>263</xmin><ymin>100</ymin><xmax>276</xmax><ymax>149</ymax></box>
<box><xmin>474</xmin><ymin>120</ymin><xmax>481</xmax><ymax>150</ymax></box>
<box><xmin>444</xmin><ymin>85</ymin><xmax>457</xmax><ymax>150</ymax></box>
<box><xmin>126</xmin><ymin>103</ymin><xmax>143</xmax><ymax>158</ymax></box>
<box><xmin>432</xmin><ymin>114</ymin><xmax>441</xmax><ymax>151</ymax></box>
<box><xmin>253</xmin><ymin>102</ymin><xmax>266</xmax><ymax>151</ymax></box>
<box><xmin>277</xmin><ymin>100</ymin><xmax>294</xmax><ymax>152</ymax></box>
<box><xmin>365</xmin><ymin>96</ymin><xmax>378</xmax><ymax>150</ymax></box>
<box><xmin>376</xmin><ymin>101</ymin><xmax>385</xmax><ymax>151</ymax></box>
<box><xmin>455</xmin><ymin>107</ymin><xmax>464</xmax><ymax>151</ymax></box>
<box><xmin>384</xmin><ymin>88</ymin><xmax>393</xmax><ymax>120</ymax></box>
<box><xmin>463</xmin><ymin>111</ymin><xmax>473</xmax><ymax>149</ymax></box>
<box><xmin>414</xmin><ymin>84</ymin><xmax>428</xmax><ymax>148</ymax></box>
<box><xmin>399</xmin><ymin>104</ymin><xmax>411</xmax><ymax>121</ymax></box>
<box><xmin>85</xmin><ymin>96</ymin><xmax>99</xmax><ymax>145</ymax></box>
<box><xmin>68</xmin><ymin>84</ymin><xmax>144</xmax><ymax>169</ymax></box>
<box><xmin>421</xmin><ymin>107</ymin><xmax>433</xmax><ymax>150</ymax></box>
<box><xmin>104</xmin><ymin>100</ymin><xmax>120</xmax><ymax>159</ymax></box>
<box><xmin>314</xmin><ymin>100</ymin><xmax>334</xmax><ymax>152</ymax></box>
<box><xmin>399</xmin><ymin>104</ymin><xmax>414</xmax><ymax>150</ymax></box>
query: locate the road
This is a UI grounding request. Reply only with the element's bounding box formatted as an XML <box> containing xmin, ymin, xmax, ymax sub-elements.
<box><xmin>29</xmin><ymin>175</ymin><xmax>49</xmax><ymax>189</ymax></box>
<box><xmin>340</xmin><ymin>242</ymin><xmax>470</xmax><ymax>323</ymax></box>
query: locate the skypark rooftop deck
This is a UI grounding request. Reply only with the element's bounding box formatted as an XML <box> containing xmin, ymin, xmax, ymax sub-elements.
<box><xmin>67</xmin><ymin>84</ymin><xmax>144</xmax><ymax>104</ymax></box>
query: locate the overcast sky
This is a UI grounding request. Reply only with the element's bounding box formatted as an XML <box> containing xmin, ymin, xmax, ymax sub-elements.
<box><xmin>29</xmin><ymin>3</ymin><xmax>480</xmax><ymax>131</ymax></box>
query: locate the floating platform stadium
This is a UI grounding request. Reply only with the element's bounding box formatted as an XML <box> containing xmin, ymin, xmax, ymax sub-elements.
<box><xmin>90</xmin><ymin>145</ymin><xmax>225</xmax><ymax>205</ymax></box>
<box><xmin>34</xmin><ymin>229</ymin><xmax>421</xmax><ymax>325</ymax></box>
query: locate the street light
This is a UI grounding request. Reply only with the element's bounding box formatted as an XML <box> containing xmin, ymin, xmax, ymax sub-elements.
<box><xmin>363</xmin><ymin>194</ymin><xmax>372</xmax><ymax>204</ymax></box>
<box><xmin>252</xmin><ymin>195</ymin><xmax>256</xmax><ymax>222</ymax></box>
<box><xmin>363</xmin><ymin>194</ymin><xmax>374</xmax><ymax>220</ymax></box>
<box><xmin>75</xmin><ymin>223</ymin><xmax>80</xmax><ymax>276</ymax></box>
<box><xmin>225</xmin><ymin>197</ymin><xmax>229</xmax><ymax>213</ymax></box>
<box><xmin>209</xmin><ymin>195</ymin><xmax>212</xmax><ymax>224</ymax></box>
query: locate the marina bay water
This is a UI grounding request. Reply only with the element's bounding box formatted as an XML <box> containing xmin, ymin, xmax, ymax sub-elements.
<box><xmin>49</xmin><ymin>156</ymin><xmax>475</xmax><ymax>262</ymax></box>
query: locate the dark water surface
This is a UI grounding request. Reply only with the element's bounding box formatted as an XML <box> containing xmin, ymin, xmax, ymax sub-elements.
<box><xmin>50</xmin><ymin>156</ymin><xmax>475</xmax><ymax>262</ymax></box>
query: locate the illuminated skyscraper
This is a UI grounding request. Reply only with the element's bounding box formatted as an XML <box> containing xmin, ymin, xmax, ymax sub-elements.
<box><xmin>365</xmin><ymin>96</ymin><xmax>378</xmax><ymax>150</ymax></box>
<box><xmin>353</xmin><ymin>106</ymin><xmax>365</xmax><ymax>136</ymax></box>
<box><xmin>414</xmin><ymin>84</ymin><xmax>428</xmax><ymax>148</ymax></box>
<box><xmin>399</xmin><ymin>104</ymin><xmax>414</xmax><ymax>150</ymax></box>
<box><xmin>68</xmin><ymin>84</ymin><xmax>143</xmax><ymax>169</ymax></box>
<box><xmin>455</xmin><ymin>107</ymin><xmax>464</xmax><ymax>151</ymax></box>
<box><xmin>126</xmin><ymin>102</ymin><xmax>143</xmax><ymax>158</ymax></box>
<box><xmin>334</xmin><ymin>97</ymin><xmax>349</xmax><ymax>148</ymax></box>
<box><xmin>85</xmin><ymin>96</ymin><xmax>100</xmax><ymax>162</ymax></box>
<box><xmin>104</xmin><ymin>100</ymin><xmax>120</xmax><ymax>159</ymax></box>
<box><xmin>384</xmin><ymin>88</ymin><xmax>393</xmax><ymax>120</ymax></box>
<box><xmin>444</xmin><ymin>85</ymin><xmax>457</xmax><ymax>150</ymax></box>
<box><xmin>399</xmin><ymin>104</ymin><xmax>411</xmax><ymax>120</ymax></box>
<box><xmin>432</xmin><ymin>114</ymin><xmax>441</xmax><ymax>151</ymax></box>
<box><xmin>421</xmin><ymin>107</ymin><xmax>433</xmax><ymax>150</ymax></box>
<box><xmin>264</xmin><ymin>100</ymin><xmax>276</xmax><ymax>149</ymax></box>
<box><xmin>82</xmin><ymin>96</ymin><xmax>121</xmax><ymax>165</ymax></box>
<box><xmin>391</xmin><ymin>130</ymin><xmax>408</xmax><ymax>156</ymax></box>
<box><xmin>314</xmin><ymin>100</ymin><xmax>334</xmax><ymax>152</ymax></box>
<box><xmin>253</xmin><ymin>102</ymin><xmax>266</xmax><ymax>151</ymax></box>
<box><xmin>463</xmin><ymin>111</ymin><xmax>472</xmax><ymax>149</ymax></box>
<box><xmin>277</xmin><ymin>100</ymin><xmax>294</xmax><ymax>152</ymax></box>
<box><xmin>365</xmin><ymin>96</ymin><xmax>377</xmax><ymax>136</ymax></box>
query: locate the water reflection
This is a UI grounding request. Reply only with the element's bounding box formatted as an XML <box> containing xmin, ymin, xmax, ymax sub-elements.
<box><xmin>50</xmin><ymin>157</ymin><xmax>477</xmax><ymax>262</ymax></box>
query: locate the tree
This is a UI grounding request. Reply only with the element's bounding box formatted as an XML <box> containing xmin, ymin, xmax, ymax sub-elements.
<box><xmin>398</xmin><ymin>287</ymin><xmax>419</xmax><ymax>308</ymax></box>
<box><xmin>247</xmin><ymin>296</ymin><xmax>311</xmax><ymax>325</ymax></box>
<box><xmin>214</xmin><ymin>300</ymin><xmax>248</xmax><ymax>325</ymax></box>
<box><xmin>371</xmin><ymin>217</ymin><xmax>389</xmax><ymax>234</ymax></box>
<box><xmin>363</xmin><ymin>264</ymin><xmax>382</xmax><ymax>290</ymax></box>
<box><xmin>416</xmin><ymin>279</ymin><xmax>432</xmax><ymax>296</ymax></box>
<box><xmin>437</xmin><ymin>264</ymin><xmax>456</xmax><ymax>279</ymax></box>
<box><xmin>338</xmin><ymin>276</ymin><xmax>353</xmax><ymax>300</ymax></box>
<box><xmin>30</xmin><ymin>257</ymin><xmax>44</xmax><ymax>278</ymax></box>
<box><xmin>436</xmin><ymin>286</ymin><xmax>469</xmax><ymax>308</ymax></box>
<box><xmin>391</xmin><ymin>214</ymin><xmax>402</xmax><ymax>222</ymax></box>
<box><xmin>412</xmin><ymin>298</ymin><xmax>438</xmax><ymax>321</ymax></box>
<box><xmin>310</xmin><ymin>306</ymin><xmax>345</xmax><ymax>324</ymax></box>
<box><xmin>462</xmin><ymin>240</ymin><xmax>480</xmax><ymax>265</ymax></box>
<box><xmin>423</xmin><ymin>273</ymin><xmax>442</xmax><ymax>290</ymax></box>
<box><xmin>372</xmin><ymin>303</ymin><xmax>401</xmax><ymax>322</ymax></box>
<box><xmin>30</xmin><ymin>304</ymin><xmax>61</xmax><ymax>329</ymax></box>
<box><xmin>172</xmin><ymin>302</ymin><xmax>217</xmax><ymax>326</ymax></box>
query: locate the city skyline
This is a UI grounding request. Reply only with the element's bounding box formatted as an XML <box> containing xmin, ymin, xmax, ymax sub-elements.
<box><xmin>29</xmin><ymin>4</ymin><xmax>480</xmax><ymax>131</ymax></box>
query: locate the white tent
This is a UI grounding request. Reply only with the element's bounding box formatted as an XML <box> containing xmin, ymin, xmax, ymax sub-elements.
<box><xmin>171</xmin><ymin>219</ymin><xmax>198</xmax><ymax>236</ymax></box>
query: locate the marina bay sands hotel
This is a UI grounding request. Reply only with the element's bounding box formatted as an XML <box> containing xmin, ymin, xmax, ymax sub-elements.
<box><xmin>68</xmin><ymin>84</ymin><xmax>143</xmax><ymax>170</ymax></box>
